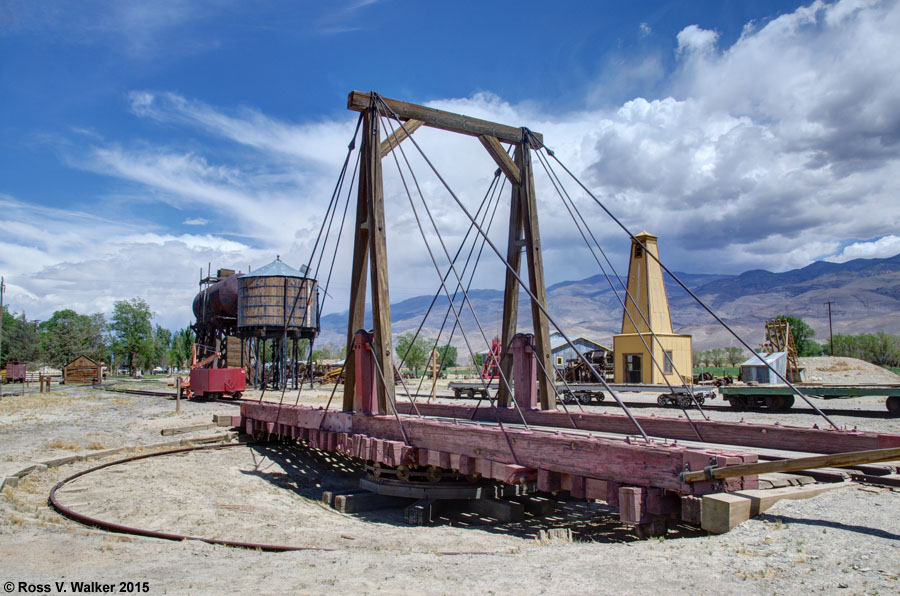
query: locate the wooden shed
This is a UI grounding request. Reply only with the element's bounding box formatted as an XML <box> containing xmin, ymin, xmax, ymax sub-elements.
<box><xmin>63</xmin><ymin>355</ymin><xmax>102</xmax><ymax>385</ymax></box>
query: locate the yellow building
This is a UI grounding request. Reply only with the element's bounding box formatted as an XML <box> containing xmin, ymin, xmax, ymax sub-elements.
<box><xmin>613</xmin><ymin>231</ymin><xmax>693</xmax><ymax>385</ymax></box>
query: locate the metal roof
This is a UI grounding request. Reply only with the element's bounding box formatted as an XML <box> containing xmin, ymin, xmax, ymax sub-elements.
<box><xmin>242</xmin><ymin>257</ymin><xmax>309</xmax><ymax>278</ymax></box>
<box><xmin>549</xmin><ymin>333</ymin><xmax>610</xmax><ymax>352</ymax></box>
<box><xmin>741</xmin><ymin>351</ymin><xmax>786</xmax><ymax>367</ymax></box>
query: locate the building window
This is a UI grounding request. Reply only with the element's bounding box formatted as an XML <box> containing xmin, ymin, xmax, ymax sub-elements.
<box><xmin>634</xmin><ymin>244</ymin><xmax>643</xmax><ymax>258</ymax></box>
<box><xmin>556</xmin><ymin>356</ymin><xmax>563</xmax><ymax>366</ymax></box>
<box><xmin>664</xmin><ymin>350</ymin><xmax>673</xmax><ymax>374</ymax></box>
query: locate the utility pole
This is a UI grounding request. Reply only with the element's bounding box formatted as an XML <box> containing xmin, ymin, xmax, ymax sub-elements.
<box><xmin>825</xmin><ymin>300</ymin><xmax>834</xmax><ymax>356</ymax></box>
<box><xmin>0</xmin><ymin>276</ymin><xmax>5</xmax><ymax>367</ymax></box>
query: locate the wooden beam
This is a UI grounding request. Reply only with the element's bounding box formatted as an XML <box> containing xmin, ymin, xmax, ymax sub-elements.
<box><xmin>348</xmin><ymin>91</ymin><xmax>541</xmax><ymax>145</ymax></box>
<box><xmin>518</xmin><ymin>146</ymin><xmax>553</xmax><ymax>410</ymax></box>
<box><xmin>342</xmin><ymin>131</ymin><xmax>371</xmax><ymax>411</ymax></box>
<box><xmin>392</xmin><ymin>402</ymin><xmax>900</xmax><ymax>455</ymax></box>
<box><xmin>242</xmin><ymin>401</ymin><xmax>750</xmax><ymax>493</ymax></box>
<box><xmin>363</xmin><ymin>110</ymin><xmax>396</xmax><ymax>414</ymax></box>
<box><xmin>701</xmin><ymin>483</ymin><xmax>851</xmax><ymax>534</ymax></box>
<box><xmin>497</xmin><ymin>145</ymin><xmax>525</xmax><ymax>407</ymax></box>
<box><xmin>478</xmin><ymin>135</ymin><xmax>521</xmax><ymax>185</ymax></box>
<box><xmin>683</xmin><ymin>446</ymin><xmax>900</xmax><ymax>483</ymax></box>
<box><xmin>380</xmin><ymin>119</ymin><xmax>424</xmax><ymax>156</ymax></box>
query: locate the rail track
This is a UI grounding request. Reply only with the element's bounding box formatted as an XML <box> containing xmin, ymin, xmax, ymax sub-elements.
<box><xmin>94</xmin><ymin>384</ymin><xmax>899</xmax><ymax>420</ymax></box>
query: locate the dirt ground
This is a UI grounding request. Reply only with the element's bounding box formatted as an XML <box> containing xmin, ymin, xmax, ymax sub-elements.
<box><xmin>800</xmin><ymin>356</ymin><xmax>900</xmax><ymax>385</ymax></box>
<box><xmin>0</xmin><ymin>377</ymin><xmax>898</xmax><ymax>595</ymax></box>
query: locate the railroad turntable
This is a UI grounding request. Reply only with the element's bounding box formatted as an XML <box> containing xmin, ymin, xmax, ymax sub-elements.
<box><xmin>19</xmin><ymin>91</ymin><xmax>899</xmax><ymax>565</ymax></box>
<box><xmin>231</xmin><ymin>92</ymin><xmax>900</xmax><ymax>539</ymax></box>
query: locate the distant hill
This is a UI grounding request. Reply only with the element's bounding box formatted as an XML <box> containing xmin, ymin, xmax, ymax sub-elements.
<box><xmin>317</xmin><ymin>254</ymin><xmax>900</xmax><ymax>352</ymax></box>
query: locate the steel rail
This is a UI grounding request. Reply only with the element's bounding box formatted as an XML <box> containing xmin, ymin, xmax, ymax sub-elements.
<box><xmin>48</xmin><ymin>442</ymin><xmax>504</xmax><ymax>555</ymax></box>
<box><xmin>48</xmin><ymin>443</ymin><xmax>336</xmax><ymax>552</ymax></box>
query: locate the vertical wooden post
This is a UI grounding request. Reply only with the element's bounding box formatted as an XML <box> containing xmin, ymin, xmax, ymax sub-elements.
<box><xmin>364</xmin><ymin>108</ymin><xmax>396</xmax><ymax>414</ymax></box>
<box><xmin>498</xmin><ymin>141</ymin><xmax>552</xmax><ymax>409</ymax></box>
<box><xmin>342</xmin><ymin>123</ymin><xmax>372</xmax><ymax>411</ymax></box>
<box><xmin>510</xmin><ymin>333</ymin><xmax>538</xmax><ymax>409</ymax></box>
<box><xmin>518</xmin><ymin>143</ymin><xmax>553</xmax><ymax>409</ymax></box>
<box><xmin>175</xmin><ymin>376</ymin><xmax>182</xmax><ymax>413</ymax></box>
<box><xmin>344</xmin><ymin>106</ymin><xmax>395</xmax><ymax>414</ymax></box>
<box><xmin>429</xmin><ymin>349</ymin><xmax>438</xmax><ymax>402</ymax></box>
<box><xmin>498</xmin><ymin>144</ymin><xmax>525</xmax><ymax>407</ymax></box>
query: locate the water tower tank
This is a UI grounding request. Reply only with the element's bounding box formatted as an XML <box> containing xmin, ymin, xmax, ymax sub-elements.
<box><xmin>237</xmin><ymin>257</ymin><xmax>318</xmax><ymax>338</ymax></box>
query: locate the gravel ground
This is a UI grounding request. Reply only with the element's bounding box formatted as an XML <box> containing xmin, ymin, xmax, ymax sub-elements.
<box><xmin>0</xmin><ymin>378</ymin><xmax>898</xmax><ymax>595</ymax></box>
<box><xmin>800</xmin><ymin>356</ymin><xmax>900</xmax><ymax>385</ymax></box>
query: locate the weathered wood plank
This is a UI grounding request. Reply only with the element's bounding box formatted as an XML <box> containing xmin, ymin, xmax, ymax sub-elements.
<box><xmin>343</xmin><ymin>136</ymin><xmax>371</xmax><ymax>411</ymax></box>
<box><xmin>498</xmin><ymin>144</ymin><xmax>525</xmax><ymax>408</ymax></box>
<box><xmin>392</xmin><ymin>402</ymin><xmax>898</xmax><ymax>455</ymax></box>
<box><xmin>364</xmin><ymin>111</ymin><xmax>396</xmax><ymax>414</ymax></box>
<box><xmin>160</xmin><ymin>423</ymin><xmax>217</xmax><ymax>436</ymax></box>
<box><xmin>701</xmin><ymin>482</ymin><xmax>852</xmax><ymax>534</ymax></box>
<box><xmin>242</xmin><ymin>402</ymin><xmax>742</xmax><ymax>493</ymax></box>
<box><xmin>333</xmin><ymin>491</ymin><xmax>408</xmax><ymax>513</ymax></box>
<box><xmin>380</xmin><ymin>119</ymin><xmax>423</xmax><ymax>156</ymax></box>
<box><xmin>478</xmin><ymin>135</ymin><xmax>520</xmax><ymax>185</ymax></box>
<box><xmin>348</xmin><ymin>91</ymin><xmax>540</xmax><ymax>144</ymax></box>
<box><xmin>518</xmin><ymin>145</ymin><xmax>553</xmax><ymax>409</ymax></box>
<box><xmin>685</xmin><ymin>447</ymin><xmax>900</xmax><ymax>483</ymax></box>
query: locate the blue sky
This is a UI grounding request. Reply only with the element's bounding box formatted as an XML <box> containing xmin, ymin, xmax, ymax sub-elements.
<box><xmin>2</xmin><ymin>0</ymin><xmax>900</xmax><ymax>331</ymax></box>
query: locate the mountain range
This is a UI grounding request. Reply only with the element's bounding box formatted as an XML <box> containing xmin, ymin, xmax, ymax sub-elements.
<box><xmin>317</xmin><ymin>253</ymin><xmax>900</xmax><ymax>352</ymax></box>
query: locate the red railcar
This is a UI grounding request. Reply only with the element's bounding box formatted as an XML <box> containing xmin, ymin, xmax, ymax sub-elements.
<box><xmin>188</xmin><ymin>368</ymin><xmax>246</xmax><ymax>398</ymax></box>
<box><xmin>5</xmin><ymin>361</ymin><xmax>26</xmax><ymax>383</ymax></box>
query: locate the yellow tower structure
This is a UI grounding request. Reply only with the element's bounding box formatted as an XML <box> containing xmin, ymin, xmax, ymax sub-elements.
<box><xmin>613</xmin><ymin>231</ymin><xmax>692</xmax><ymax>385</ymax></box>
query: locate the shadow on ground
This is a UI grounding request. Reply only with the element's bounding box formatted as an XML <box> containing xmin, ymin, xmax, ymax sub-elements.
<box><xmin>242</xmin><ymin>441</ymin><xmax>708</xmax><ymax>544</ymax></box>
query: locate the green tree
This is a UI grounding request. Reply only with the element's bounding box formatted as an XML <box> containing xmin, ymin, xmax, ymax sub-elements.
<box><xmin>1</xmin><ymin>305</ymin><xmax>17</xmax><ymax>366</ymax></box>
<box><xmin>152</xmin><ymin>325</ymin><xmax>172</xmax><ymax>369</ymax></box>
<box><xmin>39</xmin><ymin>309</ymin><xmax>107</xmax><ymax>367</ymax></box>
<box><xmin>724</xmin><ymin>346</ymin><xmax>746</xmax><ymax>367</ymax></box>
<box><xmin>168</xmin><ymin>327</ymin><xmax>195</xmax><ymax>369</ymax></box>
<box><xmin>830</xmin><ymin>333</ymin><xmax>860</xmax><ymax>359</ymax></box>
<box><xmin>5</xmin><ymin>311</ymin><xmax>40</xmax><ymax>364</ymax></box>
<box><xmin>311</xmin><ymin>342</ymin><xmax>341</xmax><ymax>361</ymax></box>
<box><xmin>691</xmin><ymin>350</ymin><xmax>702</xmax><ymax>368</ymax></box>
<box><xmin>696</xmin><ymin>350</ymin><xmax>709</xmax><ymax>367</ymax></box>
<box><xmin>775</xmin><ymin>315</ymin><xmax>821</xmax><ymax>357</ymax></box>
<box><xmin>110</xmin><ymin>298</ymin><xmax>154</xmax><ymax>374</ymax></box>
<box><xmin>395</xmin><ymin>332</ymin><xmax>431</xmax><ymax>375</ymax></box>
<box><xmin>829</xmin><ymin>332</ymin><xmax>900</xmax><ymax>366</ymax></box>
<box><xmin>436</xmin><ymin>344</ymin><xmax>457</xmax><ymax>368</ymax></box>
<box><xmin>862</xmin><ymin>331</ymin><xmax>900</xmax><ymax>366</ymax></box>
<box><xmin>708</xmin><ymin>348</ymin><xmax>726</xmax><ymax>368</ymax></box>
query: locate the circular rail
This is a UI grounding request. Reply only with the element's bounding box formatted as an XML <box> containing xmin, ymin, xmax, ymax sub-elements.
<box><xmin>48</xmin><ymin>442</ymin><xmax>335</xmax><ymax>552</ymax></box>
<box><xmin>48</xmin><ymin>441</ymin><xmax>507</xmax><ymax>555</ymax></box>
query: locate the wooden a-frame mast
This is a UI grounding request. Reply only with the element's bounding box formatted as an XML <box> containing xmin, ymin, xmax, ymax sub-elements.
<box><xmin>343</xmin><ymin>91</ymin><xmax>553</xmax><ymax>412</ymax></box>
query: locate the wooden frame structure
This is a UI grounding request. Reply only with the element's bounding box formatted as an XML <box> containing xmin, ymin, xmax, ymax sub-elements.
<box><xmin>342</xmin><ymin>91</ymin><xmax>553</xmax><ymax>412</ymax></box>
<box><xmin>241</xmin><ymin>92</ymin><xmax>900</xmax><ymax>534</ymax></box>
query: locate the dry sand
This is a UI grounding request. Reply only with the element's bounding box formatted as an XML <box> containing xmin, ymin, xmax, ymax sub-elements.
<box><xmin>0</xmin><ymin>377</ymin><xmax>898</xmax><ymax>595</ymax></box>
<box><xmin>801</xmin><ymin>356</ymin><xmax>900</xmax><ymax>385</ymax></box>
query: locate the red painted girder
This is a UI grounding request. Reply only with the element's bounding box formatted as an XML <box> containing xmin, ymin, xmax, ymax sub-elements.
<box><xmin>240</xmin><ymin>402</ymin><xmax>754</xmax><ymax>494</ymax></box>
<box><xmin>392</xmin><ymin>402</ymin><xmax>900</xmax><ymax>454</ymax></box>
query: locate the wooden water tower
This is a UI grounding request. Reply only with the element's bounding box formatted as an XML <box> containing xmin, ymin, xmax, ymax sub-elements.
<box><xmin>613</xmin><ymin>232</ymin><xmax>692</xmax><ymax>384</ymax></box>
